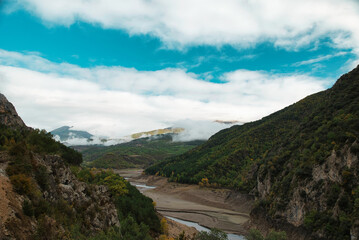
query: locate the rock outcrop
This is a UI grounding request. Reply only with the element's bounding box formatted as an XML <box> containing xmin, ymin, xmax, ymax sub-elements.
<box><xmin>42</xmin><ymin>154</ymin><xmax>120</xmax><ymax>231</ymax></box>
<box><xmin>0</xmin><ymin>93</ymin><xmax>26</xmax><ymax>128</ymax></box>
<box><xmin>251</xmin><ymin>141</ymin><xmax>359</xmax><ymax>239</ymax></box>
<box><xmin>0</xmin><ymin>150</ymin><xmax>120</xmax><ymax>239</ymax></box>
<box><xmin>0</xmin><ymin>93</ymin><xmax>120</xmax><ymax>239</ymax></box>
<box><xmin>0</xmin><ymin>152</ymin><xmax>36</xmax><ymax>239</ymax></box>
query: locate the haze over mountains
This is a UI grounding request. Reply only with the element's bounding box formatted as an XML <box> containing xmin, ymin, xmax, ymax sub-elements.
<box><xmin>51</xmin><ymin>120</ymin><xmax>239</xmax><ymax>146</ymax></box>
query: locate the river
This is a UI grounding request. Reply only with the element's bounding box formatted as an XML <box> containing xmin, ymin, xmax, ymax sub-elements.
<box><xmin>166</xmin><ymin>216</ymin><xmax>246</xmax><ymax>240</ymax></box>
<box><xmin>115</xmin><ymin>169</ymin><xmax>252</xmax><ymax>239</ymax></box>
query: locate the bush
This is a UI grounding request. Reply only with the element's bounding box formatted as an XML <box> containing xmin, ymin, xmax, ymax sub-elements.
<box><xmin>60</xmin><ymin>146</ymin><xmax>83</xmax><ymax>165</ymax></box>
<box><xmin>246</xmin><ymin>229</ymin><xmax>287</xmax><ymax>240</ymax></box>
<box><xmin>35</xmin><ymin>165</ymin><xmax>49</xmax><ymax>190</ymax></box>
<box><xmin>265</xmin><ymin>230</ymin><xmax>287</xmax><ymax>240</ymax></box>
<box><xmin>120</xmin><ymin>215</ymin><xmax>152</xmax><ymax>240</ymax></box>
<box><xmin>160</xmin><ymin>218</ymin><xmax>169</xmax><ymax>235</ymax></box>
<box><xmin>9</xmin><ymin>174</ymin><xmax>36</xmax><ymax>196</ymax></box>
<box><xmin>246</xmin><ymin>229</ymin><xmax>264</xmax><ymax>240</ymax></box>
<box><xmin>194</xmin><ymin>229</ymin><xmax>228</xmax><ymax>240</ymax></box>
<box><xmin>100</xmin><ymin>174</ymin><xmax>128</xmax><ymax>196</ymax></box>
<box><xmin>9</xmin><ymin>141</ymin><xmax>28</xmax><ymax>157</ymax></box>
<box><xmin>22</xmin><ymin>199</ymin><xmax>34</xmax><ymax>217</ymax></box>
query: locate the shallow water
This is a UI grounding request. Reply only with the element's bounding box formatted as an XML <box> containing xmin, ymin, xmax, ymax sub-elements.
<box><xmin>134</xmin><ymin>184</ymin><xmax>156</xmax><ymax>189</ymax></box>
<box><xmin>166</xmin><ymin>216</ymin><xmax>246</xmax><ymax>240</ymax></box>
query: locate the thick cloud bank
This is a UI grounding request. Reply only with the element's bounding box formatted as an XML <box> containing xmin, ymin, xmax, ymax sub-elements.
<box><xmin>0</xmin><ymin>50</ymin><xmax>328</xmax><ymax>138</ymax></box>
<box><xmin>7</xmin><ymin>0</ymin><xmax>359</xmax><ymax>53</ymax></box>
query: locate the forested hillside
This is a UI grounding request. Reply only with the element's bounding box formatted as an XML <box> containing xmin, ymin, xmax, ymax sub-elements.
<box><xmin>146</xmin><ymin>66</ymin><xmax>359</xmax><ymax>239</ymax></box>
<box><xmin>79</xmin><ymin>134</ymin><xmax>204</xmax><ymax>169</ymax></box>
<box><xmin>0</xmin><ymin>93</ymin><xmax>160</xmax><ymax>240</ymax></box>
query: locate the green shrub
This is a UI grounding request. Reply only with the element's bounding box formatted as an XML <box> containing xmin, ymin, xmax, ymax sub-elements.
<box><xmin>22</xmin><ymin>199</ymin><xmax>34</xmax><ymax>217</ymax></box>
<box><xmin>246</xmin><ymin>229</ymin><xmax>287</xmax><ymax>240</ymax></box>
<box><xmin>246</xmin><ymin>229</ymin><xmax>264</xmax><ymax>240</ymax></box>
<box><xmin>35</xmin><ymin>165</ymin><xmax>49</xmax><ymax>190</ymax></box>
<box><xmin>9</xmin><ymin>174</ymin><xmax>36</xmax><ymax>196</ymax></box>
<box><xmin>120</xmin><ymin>215</ymin><xmax>152</xmax><ymax>240</ymax></box>
<box><xmin>265</xmin><ymin>230</ymin><xmax>287</xmax><ymax>240</ymax></box>
<box><xmin>194</xmin><ymin>228</ymin><xmax>228</xmax><ymax>240</ymax></box>
<box><xmin>60</xmin><ymin>146</ymin><xmax>83</xmax><ymax>165</ymax></box>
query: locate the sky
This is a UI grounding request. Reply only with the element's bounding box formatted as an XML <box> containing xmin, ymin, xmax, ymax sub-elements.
<box><xmin>0</xmin><ymin>0</ymin><xmax>359</xmax><ymax>140</ymax></box>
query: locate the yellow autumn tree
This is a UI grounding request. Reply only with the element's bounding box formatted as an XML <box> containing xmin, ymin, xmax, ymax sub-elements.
<box><xmin>199</xmin><ymin>177</ymin><xmax>209</xmax><ymax>187</ymax></box>
<box><xmin>160</xmin><ymin>218</ymin><xmax>169</xmax><ymax>235</ymax></box>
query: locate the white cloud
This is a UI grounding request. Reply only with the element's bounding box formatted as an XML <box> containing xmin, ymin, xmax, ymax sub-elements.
<box><xmin>7</xmin><ymin>0</ymin><xmax>359</xmax><ymax>53</ymax></box>
<box><xmin>0</xmin><ymin>50</ymin><xmax>329</xmax><ymax>139</ymax></box>
<box><xmin>292</xmin><ymin>52</ymin><xmax>349</xmax><ymax>67</ymax></box>
<box><xmin>172</xmin><ymin>120</ymin><xmax>237</xmax><ymax>142</ymax></box>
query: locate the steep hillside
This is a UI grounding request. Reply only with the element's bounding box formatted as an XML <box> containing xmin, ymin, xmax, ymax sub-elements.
<box><xmin>0</xmin><ymin>94</ymin><xmax>160</xmax><ymax>240</ymax></box>
<box><xmin>146</xmin><ymin>65</ymin><xmax>359</xmax><ymax>239</ymax></box>
<box><xmin>79</xmin><ymin>134</ymin><xmax>204</xmax><ymax>169</ymax></box>
<box><xmin>0</xmin><ymin>93</ymin><xmax>26</xmax><ymax>128</ymax></box>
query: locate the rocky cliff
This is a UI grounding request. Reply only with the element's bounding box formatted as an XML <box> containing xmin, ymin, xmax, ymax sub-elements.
<box><xmin>0</xmin><ymin>93</ymin><xmax>120</xmax><ymax>239</ymax></box>
<box><xmin>0</xmin><ymin>152</ymin><xmax>120</xmax><ymax>239</ymax></box>
<box><xmin>0</xmin><ymin>93</ymin><xmax>26</xmax><ymax>128</ymax></box>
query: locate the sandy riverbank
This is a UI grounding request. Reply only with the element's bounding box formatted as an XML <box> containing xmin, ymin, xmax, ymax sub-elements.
<box><xmin>115</xmin><ymin>169</ymin><xmax>254</xmax><ymax>235</ymax></box>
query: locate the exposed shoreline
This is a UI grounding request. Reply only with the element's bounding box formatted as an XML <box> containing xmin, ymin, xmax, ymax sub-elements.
<box><xmin>115</xmin><ymin>169</ymin><xmax>254</xmax><ymax>236</ymax></box>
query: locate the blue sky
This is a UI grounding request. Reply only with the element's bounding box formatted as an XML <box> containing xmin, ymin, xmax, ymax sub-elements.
<box><xmin>0</xmin><ymin>9</ymin><xmax>355</xmax><ymax>81</ymax></box>
<box><xmin>0</xmin><ymin>0</ymin><xmax>359</xmax><ymax>140</ymax></box>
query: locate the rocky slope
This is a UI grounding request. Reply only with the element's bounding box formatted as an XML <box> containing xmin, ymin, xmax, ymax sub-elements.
<box><xmin>0</xmin><ymin>152</ymin><xmax>120</xmax><ymax>239</ymax></box>
<box><xmin>0</xmin><ymin>93</ymin><xmax>121</xmax><ymax>239</ymax></box>
<box><xmin>0</xmin><ymin>93</ymin><xmax>26</xmax><ymax>128</ymax></box>
<box><xmin>147</xmin><ymin>65</ymin><xmax>359</xmax><ymax>239</ymax></box>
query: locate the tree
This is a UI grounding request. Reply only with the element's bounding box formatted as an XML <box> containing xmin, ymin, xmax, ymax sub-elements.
<box><xmin>246</xmin><ymin>229</ymin><xmax>264</xmax><ymax>240</ymax></box>
<box><xmin>194</xmin><ymin>229</ymin><xmax>228</xmax><ymax>240</ymax></box>
<box><xmin>265</xmin><ymin>230</ymin><xmax>287</xmax><ymax>240</ymax></box>
<box><xmin>246</xmin><ymin>229</ymin><xmax>287</xmax><ymax>240</ymax></box>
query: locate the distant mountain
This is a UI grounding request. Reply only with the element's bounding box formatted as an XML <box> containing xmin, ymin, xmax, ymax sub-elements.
<box><xmin>51</xmin><ymin>126</ymin><xmax>186</xmax><ymax>146</ymax></box>
<box><xmin>78</xmin><ymin>134</ymin><xmax>205</xmax><ymax>169</ymax></box>
<box><xmin>146</xmin><ymin>65</ymin><xmax>359</xmax><ymax>239</ymax></box>
<box><xmin>130</xmin><ymin>127</ymin><xmax>184</xmax><ymax>139</ymax></box>
<box><xmin>51</xmin><ymin>126</ymin><xmax>93</xmax><ymax>141</ymax></box>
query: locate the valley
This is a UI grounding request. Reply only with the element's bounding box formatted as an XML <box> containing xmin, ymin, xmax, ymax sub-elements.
<box><xmin>1</xmin><ymin>64</ymin><xmax>358</xmax><ymax>240</ymax></box>
<box><xmin>116</xmin><ymin>169</ymin><xmax>253</xmax><ymax>237</ymax></box>
<box><xmin>78</xmin><ymin>134</ymin><xmax>205</xmax><ymax>169</ymax></box>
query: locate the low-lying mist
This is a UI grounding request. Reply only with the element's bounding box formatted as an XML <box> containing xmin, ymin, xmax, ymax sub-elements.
<box><xmin>52</xmin><ymin>120</ymin><xmax>240</xmax><ymax>146</ymax></box>
<box><xmin>172</xmin><ymin>120</ymin><xmax>239</xmax><ymax>142</ymax></box>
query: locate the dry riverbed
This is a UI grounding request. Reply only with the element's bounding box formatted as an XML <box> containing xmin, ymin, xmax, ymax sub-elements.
<box><xmin>115</xmin><ymin>169</ymin><xmax>254</xmax><ymax>236</ymax></box>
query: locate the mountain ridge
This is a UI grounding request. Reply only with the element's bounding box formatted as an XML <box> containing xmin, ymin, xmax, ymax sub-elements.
<box><xmin>79</xmin><ymin>134</ymin><xmax>205</xmax><ymax>169</ymax></box>
<box><xmin>146</xmin><ymin>65</ymin><xmax>359</xmax><ymax>239</ymax></box>
<box><xmin>51</xmin><ymin>126</ymin><xmax>93</xmax><ymax>142</ymax></box>
<box><xmin>0</xmin><ymin>93</ymin><xmax>26</xmax><ymax>128</ymax></box>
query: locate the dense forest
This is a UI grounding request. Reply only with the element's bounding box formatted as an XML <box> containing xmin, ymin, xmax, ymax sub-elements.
<box><xmin>146</xmin><ymin>65</ymin><xmax>359</xmax><ymax>239</ymax></box>
<box><xmin>79</xmin><ymin>134</ymin><xmax>204</xmax><ymax>169</ymax></box>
